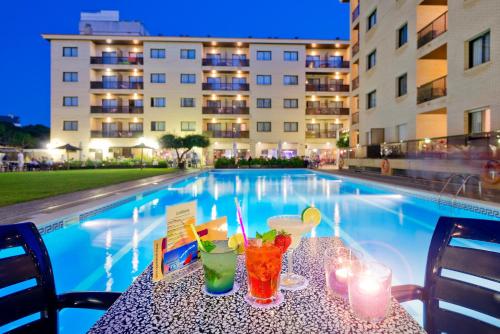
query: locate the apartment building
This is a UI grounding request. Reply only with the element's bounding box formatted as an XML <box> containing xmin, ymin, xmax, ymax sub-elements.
<box><xmin>342</xmin><ymin>0</ymin><xmax>500</xmax><ymax>146</ymax></box>
<box><xmin>43</xmin><ymin>11</ymin><xmax>350</xmax><ymax>163</ymax></box>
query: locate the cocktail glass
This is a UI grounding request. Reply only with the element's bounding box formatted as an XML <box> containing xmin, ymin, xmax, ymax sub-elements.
<box><xmin>268</xmin><ymin>215</ymin><xmax>316</xmax><ymax>290</ymax></box>
<box><xmin>199</xmin><ymin>240</ymin><xmax>238</xmax><ymax>295</ymax></box>
<box><xmin>245</xmin><ymin>238</ymin><xmax>283</xmax><ymax>307</ymax></box>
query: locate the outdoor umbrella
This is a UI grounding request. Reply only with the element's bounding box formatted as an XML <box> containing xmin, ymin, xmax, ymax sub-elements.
<box><xmin>56</xmin><ymin>144</ymin><xmax>81</xmax><ymax>169</ymax></box>
<box><xmin>132</xmin><ymin>143</ymin><xmax>154</xmax><ymax>169</ymax></box>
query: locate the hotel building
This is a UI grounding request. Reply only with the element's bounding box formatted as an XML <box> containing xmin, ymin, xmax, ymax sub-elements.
<box><xmin>43</xmin><ymin>11</ymin><xmax>351</xmax><ymax>163</ymax></box>
<box><xmin>341</xmin><ymin>0</ymin><xmax>500</xmax><ymax>147</ymax></box>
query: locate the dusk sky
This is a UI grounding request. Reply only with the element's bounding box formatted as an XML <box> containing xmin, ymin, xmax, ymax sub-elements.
<box><xmin>2</xmin><ymin>0</ymin><xmax>349</xmax><ymax>126</ymax></box>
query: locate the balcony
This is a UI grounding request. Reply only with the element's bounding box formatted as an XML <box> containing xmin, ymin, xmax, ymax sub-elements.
<box><xmin>90</xmin><ymin>56</ymin><xmax>144</xmax><ymax>65</ymax></box>
<box><xmin>352</xmin><ymin>112</ymin><xmax>359</xmax><ymax>125</ymax></box>
<box><xmin>417</xmin><ymin>12</ymin><xmax>447</xmax><ymax>48</ymax></box>
<box><xmin>305</xmin><ymin>60</ymin><xmax>350</xmax><ymax>69</ymax></box>
<box><xmin>202</xmin><ymin>83</ymin><xmax>249</xmax><ymax>91</ymax></box>
<box><xmin>202</xmin><ymin>106</ymin><xmax>250</xmax><ymax>115</ymax></box>
<box><xmin>352</xmin><ymin>77</ymin><xmax>359</xmax><ymax>90</ymax></box>
<box><xmin>203</xmin><ymin>130</ymin><xmax>250</xmax><ymax>138</ymax></box>
<box><xmin>90</xmin><ymin>106</ymin><xmax>144</xmax><ymax>114</ymax></box>
<box><xmin>91</xmin><ymin>130</ymin><xmax>143</xmax><ymax>138</ymax></box>
<box><xmin>306</xmin><ymin>131</ymin><xmax>337</xmax><ymax>139</ymax></box>
<box><xmin>417</xmin><ymin>76</ymin><xmax>447</xmax><ymax>104</ymax></box>
<box><xmin>305</xmin><ymin>84</ymin><xmax>350</xmax><ymax>92</ymax></box>
<box><xmin>202</xmin><ymin>58</ymin><xmax>249</xmax><ymax>67</ymax></box>
<box><xmin>352</xmin><ymin>5</ymin><xmax>360</xmax><ymax>22</ymax></box>
<box><xmin>305</xmin><ymin>107</ymin><xmax>349</xmax><ymax>116</ymax></box>
<box><xmin>352</xmin><ymin>42</ymin><xmax>359</xmax><ymax>57</ymax></box>
<box><xmin>90</xmin><ymin>81</ymin><xmax>143</xmax><ymax>89</ymax></box>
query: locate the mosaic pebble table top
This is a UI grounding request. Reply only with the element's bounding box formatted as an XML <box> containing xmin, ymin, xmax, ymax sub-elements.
<box><xmin>89</xmin><ymin>237</ymin><xmax>426</xmax><ymax>334</ymax></box>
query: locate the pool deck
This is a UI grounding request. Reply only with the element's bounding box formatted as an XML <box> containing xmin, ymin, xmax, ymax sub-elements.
<box><xmin>0</xmin><ymin>169</ymin><xmax>200</xmax><ymax>226</ymax></box>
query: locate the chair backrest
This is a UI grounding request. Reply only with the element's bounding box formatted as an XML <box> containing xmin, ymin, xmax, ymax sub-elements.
<box><xmin>424</xmin><ymin>216</ymin><xmax>500</xmax><ymax>334</ymax></box>
<box><xmin>0</xmin><ymin>222</ymin><xmax>58</xmax><ymax>333</ymax></box>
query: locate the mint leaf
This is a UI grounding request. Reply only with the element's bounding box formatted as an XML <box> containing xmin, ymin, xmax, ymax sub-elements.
<box><xmin>203</xmin><ymin>265</ymin><xmax>221</xmax><ymax>282</ymax></box>
<box><xmin>201</xmin><ymin>240</ymin><xmax>216</xmax><ymax>253</ymax></box>
<box><xmin>256</xmin><ymin>229</ymin><xmax>277</xmax><ymax>243</ymax></box>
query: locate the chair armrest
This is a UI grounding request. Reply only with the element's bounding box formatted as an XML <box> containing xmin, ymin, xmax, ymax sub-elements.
<box><xmin>392</xmin><ymin>284</ymin><xmax>425</xmax><ymax>302</ymax></box>
<box><xmin>57</xmin><ymin>291</ymin><xmax>121</xmax><ymax>310</ymax></box>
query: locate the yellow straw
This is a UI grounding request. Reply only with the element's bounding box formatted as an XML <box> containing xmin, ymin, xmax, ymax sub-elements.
<box><xmin>190</xmin><ymin>224</ymin><xmax>206</xmax><ymax>252</ymax></box>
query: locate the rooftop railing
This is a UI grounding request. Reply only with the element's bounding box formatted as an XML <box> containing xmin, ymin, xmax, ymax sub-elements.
<box><xmin>417</xmin><ymin>11</ymin><xmax>447</xmax><ymax>48</ymax></box>
<box><xmin>202</xmin><ymin>58</ymin><xmax>249</xmax><ymax>67</ymax></box>
<box><xmin>305</xmin><ymin>60</ymin><xmax>350</xmax><ymax>69</ymax></box>
<box><xmin>305</xmin><ymin>84</ymin><xmax>350</xmax><ymax>92</ymax></box>
<box><xmin>90</xmin><ymin>106</ymin><xmax>144</xmax><ymax>114</ymax></box>
<box><xmin>417</xmin><ymin>75</ymin><xmax>447</xmax><ymax>104</ymax></box>
<box><xmin>90</xmin><ymin>56</ymin><xmax>144</xmax><ymax>65</ymax></box>
<box><xmin>202</xmin><ymin>106</ymin><xmax>250</xmax><ymax>115</ymax></box>
<box><xmin>305</xmin><ymin>107</ymin><xmax>349</xmax><ymax>116</ymax></box>
<box><xmin>202</xmin><ymin>83</ymin><xmax>250</xmax><ymax>91</ymax></box>
<box><xmin>90</xmin><ymin>81</ymin><xmax>144</xmax><ymax>89</ymax></box>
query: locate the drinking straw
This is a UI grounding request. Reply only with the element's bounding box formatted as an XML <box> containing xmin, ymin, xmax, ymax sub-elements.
<box><xmin>234</xmin><ymin>197</ymin><xmax>248</xmax><ymax>246</ymax></box>
<box><xmin>190</xmin><ymin>224</ymin><xmax>206</xmax><ymax>252</ymax></box>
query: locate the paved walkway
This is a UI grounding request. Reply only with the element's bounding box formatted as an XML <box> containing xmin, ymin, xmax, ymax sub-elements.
<box><xmin>0</xmin><ymin>169</ymin><xmax>198</xmax><ymax>225</ymax></box>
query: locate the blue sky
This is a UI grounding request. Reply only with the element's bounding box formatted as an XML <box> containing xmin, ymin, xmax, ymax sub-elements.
<box><xmin>1</xmin><ymin>0</ymin><xmax>349</xmax><ymax>126</ymax></box>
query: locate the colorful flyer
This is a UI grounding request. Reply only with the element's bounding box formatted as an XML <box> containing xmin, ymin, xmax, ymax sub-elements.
<box><xmin>166</xmin><ymin>201</ymin><xmax>196</xmax><ymax>251</ymax></box>
<box><xmin>153</xmin><ymin>238</ymin><xmax>198</xmax><ymax>282</ymax></box>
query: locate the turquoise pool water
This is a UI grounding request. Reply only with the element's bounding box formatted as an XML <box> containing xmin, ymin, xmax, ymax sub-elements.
<box><xmin>6</xmin><ymin>169</ymin><xmax>498</xmax><ymax>333</ymax></box>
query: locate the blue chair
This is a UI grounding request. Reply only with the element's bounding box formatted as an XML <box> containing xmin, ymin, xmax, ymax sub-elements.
<box><xmin>0</xmin><ymin>222</ymin><xmax>121</xmax><ymax>333</ymax></box>
<box><xmin>393</xmin><ymin>216</ymin><xmax>500</xmax><ymax>334</ymax></box>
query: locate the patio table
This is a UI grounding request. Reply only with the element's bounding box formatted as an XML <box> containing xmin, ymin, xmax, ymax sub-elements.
<box><xmin>89</xmin><ymin>237</ymin><xmax>426</xmax><ymax>334</ymax></box>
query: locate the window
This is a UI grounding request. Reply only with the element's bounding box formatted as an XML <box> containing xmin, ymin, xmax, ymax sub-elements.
<box><xmin>151</xmin><ymin>97</ymin><xmax>166</xmax><ymax>107</ymax></box>
<box><xmin>284</xmin><ymin>122</ymin><xmax>298</xmax><ymax>132</ymax></box>
<box><xmin>284</xmin><ymin>99</ymin><xmax>298</xmax><ymax>108</ymax></box>
<box><xmin>63</xmin><ymin>72</ymin><xmax>78</xmax><ymax>82</ymax></box>
<box><xmin>63</xmin><ymin>47</ymin><xmax>78</xmax><ymax>57</ymax></box>
<box><xmin>180</xmin><ymin>74</ymin><xmax>196</xmax><ymax>84</ymax></box>
<box><xmin>469</xmin><ymin>31</ymin><xmax>490</xmax><ymax>68</ymax></box>
<box><xmin>180</xmin><ymin>49</ymin><xmax>196</xmax><ymax>59</ymax></box>
<box><xmin>181</xmin><ymin>98</ymin><xmax>195</xmax><ymax>107</ymax></box>
<box><xmin>398</xmin><ymin>23</ymin><xmax>408</xmax><ymax>48</ymax></box>
<box><xmin>367</xmin><ymin>9</ymin><xmax>377</xmax><ymax>30</ymax></box>
<box><xmin>63</xmin><ymin>96</ymin><xmax>78</xmax><ymax>106</ymax></box>
<box><xmin>129</xmin><ymin>123</ymin><xmax>143</xmax><ymax>132</ymax></box>
<box><xmin>257</xmin><ymin>122</ymin><xmax>271</xmax><ymax>132</ymax></box>
<box><xmin>283</xmin><ymin>75</ymin><xmax>298</xmax><ymax>85</ymax></box>
<box><xmin>367</xmin><ymin>50</ymin><xmax>376</xmax><ymax>70</ymax></box>
<box><xmin>63</xmin><ymin>121</ymin><xmax>78</xmax><ymax>131</ymax></box>
<box><xmin>257</xmin><ymin>75</ymin><xmax>272</xmax><ymax>85</ymax></box>
<box><xmin>151</xmin><ymin>121</ymin><xmax>166</xmax><ymax>131</ymax></box>
<box><xmin>257</xmin><ymin>98</ymin><xmax>272</xmax><ymax>108</ymax></box>
<box><xmin>257</xmin><ymin>51</ymin><xmax>272</xmax><ymax>61</ymax></box>
<box><xmin>150</xmin><ymin>73</ymin><xmax>166</xmax><ymax>83</ymax></box>
<box><xmin>397</xmin><ymin>73</ymin><xmax>407</xmax><ymax>97</ymax></box>
<box><xmin>181</xmin><ymin>121</ymin><xmax>196</xmax><ymax>131</ymax></box>
<box><xmin>468</xmin><ymin>110</ymin><xmax>485</xmax><ymax>133</ymax></box>
<box><xmin>367</xmin><ymin>90</ymin><xmax>376</xmax><ymax>109</ymax></box>
<box><xmin>150</xmin><ymin>48</ymin><xmax>166</xmax><ymax>58</ymax></box>
<box><xmin>284</xmin><ymin>51</ymin><xmax>298</xmax><ymax>61</ymax></box>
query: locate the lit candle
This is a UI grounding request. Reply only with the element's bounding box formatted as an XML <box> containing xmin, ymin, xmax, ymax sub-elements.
<box><xmin>357</xmin><ymin>277</ymin><xmax>380</xmax><ymax>295</ymax></box>
<box><xmin>335</xmin><ymin>267</ymin><xmax>349</xmax><ymax>283</ymax></box>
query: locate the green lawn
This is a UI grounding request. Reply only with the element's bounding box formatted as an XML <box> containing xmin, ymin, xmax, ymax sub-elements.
<box><xmin>0</xmin><ymin>168</ymin><xmax>177</xmax><ymax>207</ymax></box>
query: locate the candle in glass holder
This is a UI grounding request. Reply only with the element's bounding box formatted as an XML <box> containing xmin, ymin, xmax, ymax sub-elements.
<box><xmin>348</xmin><ymin>261</ymin><xmax>392</xmax><ymax>323</ymax></box>
<box><xmin>324</xmin><ymin>247</ymin><xmax>357</xmax><ymax>298</ymax></box>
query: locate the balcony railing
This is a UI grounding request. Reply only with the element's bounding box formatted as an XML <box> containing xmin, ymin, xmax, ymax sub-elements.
<box><xmin>305</xmin><ymin>84</ymin><xmax>350</xmax><ymax>92</ymax></box>
<box><xmin>305</xmin><ymin>60</ymin><xmax>350</xmax><ymax>69</ymax></box>
<box><xmin>352</xmin><ymin>42</ymin><xmax>360</xmax><ymax>57</ymax></box>
<box><xmin>305</xmin><ymin>107</ymin><xmax>349</xmax><ymax>116</ymax></box>
<box><xmin>352</xmin><ymin>76</ymin><xmax>359</xmax><ymax>90</ymax></box>
<box><xmin>202</xmin><ymin>106</ymin><xmax>250</xmax><ymax>115</ymax></box>
<box><xmin>90</xmin><ymin>57</ymin><xmax>144</xmax><ymax>65</ymax></box>
<box><xmin>417</xmin><ymin>12</ymin><xmax>447</xmax><ymax>48</ymax></box>
<box><xmin>202</xmin><ymin>58</ymin><xmax>249</xmax><ymax>67</ymax></box>
<box><xmin>90</xmin><ymin>130</ymin><xmax>143</xmax><ymax>138</ymax></box>
<box><xmin>90</xmin><ymin>106</ymin><xmax>144</xmax><ymax>114</ymax></box>
<box><xmin>202</xmin><ymin>83</ymin><xmax>249</xmax><ymax>91</ymax></box>
<box><xmin>306</xmin><ymin>131</ymin><xmax>337</xmax><ymax>139</ymax></box>
<box><xmin>203</xmin><ymin>130</ymin><xmax>250</xmax><ymax>138</ymax></box>
<box><xmin>90</xmin><ymin>81</ymin><xmax>144</xmax><ymax>89</ymax></box>
<box><xmin>352</xmin><ymin>5</ymin><xmax>360</xmax><ymax>22</ymax></box>
<box><xmin>352</xmin><ymin>112</ymin><xmax>359</xmax><ymax>125</ymax></box>
<box><xmin>417</xmin><ymin>76</ymin><xmax>447</xmax><ymax>104</ymax></box>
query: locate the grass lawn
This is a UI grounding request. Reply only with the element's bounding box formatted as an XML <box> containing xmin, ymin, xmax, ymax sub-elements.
<box><xmin>0</xmin><ymin>168</ymin><xmax>177</xmax><ymax>207</ymax></box>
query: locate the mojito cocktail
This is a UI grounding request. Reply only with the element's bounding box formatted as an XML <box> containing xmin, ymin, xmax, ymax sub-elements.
<box><xmin>199</xmin><ymin>240</ymin><xmax>237</xmax><ymax>294</ymax></box>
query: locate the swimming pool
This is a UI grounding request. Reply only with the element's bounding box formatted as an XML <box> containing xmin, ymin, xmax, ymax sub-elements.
<box><xmin>12</xmin><ymin>169</ymin><xmax>500</xmax><ymax>333</ymax></box>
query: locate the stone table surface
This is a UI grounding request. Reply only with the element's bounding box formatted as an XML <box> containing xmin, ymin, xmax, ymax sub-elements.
<box><xmin>89</xmin><ymin>237</ymin><xmax>426</xmax><ymax>334</ymax></box>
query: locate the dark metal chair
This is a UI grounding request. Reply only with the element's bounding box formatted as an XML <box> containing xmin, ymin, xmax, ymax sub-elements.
<box><xmin>393</xmin><ymin>216</ymin><xmax>500</xmax><ymax>334</ymax></box>
<box><xmin>0</xmin><ymin>222</ymin><xmax>121</xmax><ymax>333</ymax></box>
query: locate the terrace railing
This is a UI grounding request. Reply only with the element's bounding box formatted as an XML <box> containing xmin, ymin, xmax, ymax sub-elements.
<box><xmin>305</xmin><ymin>84</ymin><xmax>350</xmax><ymax>92</ymax></box>
<box><xmin>352</xmin><ymin>76</ymin><xmax>359</xmax><ymax>90</ymax></box>
<box><xmin>352</xmin><ymin>42</ymin><xmax>360</xmax><ymax>57</ymax></box>
<box><xmin>202</xmin><ymin>106</ymin><xmax>250</xmax><ymax>115</ymax></box>
<box><xmin>417</xmin><ymin>12</ymin><xmax>448</xmax><ymax>48</ymax></box>
<box><xmin>90</xmin><ymin>106</ymin><xmax>144</xmax><ymax>114</ymax></box>
<box><xmin>305</xmin><ymin>107</ymin><xmax>349</xmax><ymax>116</ymax></box>
<box><xmin>202</xmin><ymin>83</ymin><xmax>250</xmax><ymax>91</ymax></box>
<box><xmin>90</xmin><ymin>81</ymin><xmax>144</xmax><ymax>89</ymax></box>
<box><xmin>202</xmin><ymin>58</ymin><xmax>249</xmax><ymax>67</ymax></box>
<box><xmin>352</xmin><ymin>5</ymin><xmax>360</xmax><ymax>22</ymax></box>
<box><xmin>417</xmin><ymin>76</ymin><xmax>447</xmax><ymax>104</ymax></box>
<box><xmin>351</xmin><ymin>111</ymin><xmax>359</xmax><ymax>125</ymax></box>
<box><xmin>203</xmin><ymin>130</ymin><xmax>250</xmax><ymax>138</ymax></box>
<box><xmin>305</xmin><ymin>60</ymin><xmax>350</xmax><ymax>69</ymax></box>
<box><xmin>306</xmin><ymin>131</ymin><xmax>337</xmax><ymax>139</ymax></box>
<box><xmin>91</xmin><ymin>130</ymin><xmax>143</xmax><ymax>138</ymax></box>
<box><xmin>90</xmin><ymin>56</ymin><xmax>144</xmax><ymax>65</ymax></box>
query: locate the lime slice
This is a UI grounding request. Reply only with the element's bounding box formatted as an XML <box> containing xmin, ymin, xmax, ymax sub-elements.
<box><xmin>301</xmin><ymin>207</ymin><xmax>321</xmax><ymax>226</ymax></box>
<box><xmin>228</xmin><ymin>233</ymin><xmax>245</xmax><ymax>254</ymax></box>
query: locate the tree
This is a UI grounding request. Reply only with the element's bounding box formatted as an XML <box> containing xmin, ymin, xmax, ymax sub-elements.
<box><xmin>336</xmin><ymin>132</ymin><xmax>350</xmax><ymax>149</ymax></box>
<box><xmin>160</xmin><ymin>134</ymin><xmax>210</xmax><ymax>168</ymax></box>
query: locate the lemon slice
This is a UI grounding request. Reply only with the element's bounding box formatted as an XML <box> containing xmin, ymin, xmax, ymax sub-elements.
<box><xmin>228</xmin><ymin>233</ymin><xmax>245</xmax><ymax>254</ymax></box>
<box><xmin>301</xmin><ymin>207</ymin><xmax>321</xmax><ymax>226</ymax></box>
